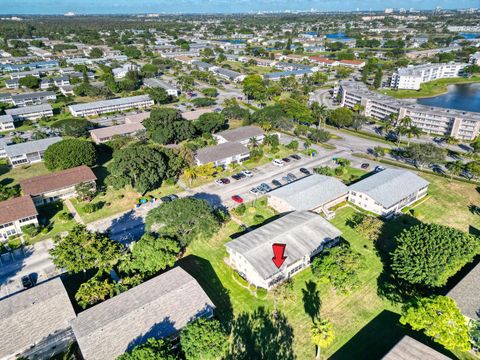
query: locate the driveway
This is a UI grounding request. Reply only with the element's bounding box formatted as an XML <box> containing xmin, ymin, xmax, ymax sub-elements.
<box><xmin>0</xmin><ymin>239</ymin><xmax>60</xmax><ymax>299</ymax></box>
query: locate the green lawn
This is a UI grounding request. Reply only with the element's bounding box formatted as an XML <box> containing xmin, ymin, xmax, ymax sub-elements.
<box><xmin>26</xmin><ymin>202</ymin><xmax>77</xmax><ymax>243</ymax></box>
<box><xmin>178</xmin><ymin>173</ymin><xmax>478</xmax><ymax>359</ymax></box>
<box><xmin>70</xmin><ymin>186</ymin><xmax>140</xmax><ymax>224</ymax></box>
<box><xmin>380</xmin><ymin>77</ymin><xmax>480</xmax><ymax>99</ymax></box>
<box><xmin>0</xmin><ymin>161</ymin><xmax>51</xmax><ymax>186</ymax></box>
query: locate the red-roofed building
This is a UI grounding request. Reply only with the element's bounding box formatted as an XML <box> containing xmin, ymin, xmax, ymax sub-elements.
<box><xmin>309</xmin><ymin>56</ymin><xmax>339</xmax><ymax>67</ymax></box>
<box><xmin>0</xmin><ymin>196</ymin><xmax>38</xmax><ymax>241</ymax></box>
<box><xmin>338</xmin><ymin>59</ymin><xmax>366</xmax><ymax>69</ymax></box>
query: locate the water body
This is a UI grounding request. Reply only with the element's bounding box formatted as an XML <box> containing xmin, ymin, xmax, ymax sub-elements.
<box><xmin>459</xmin><ymin>33</ymin><xmax>480</xmax><ymax>39</ymax></box>
<box><xmin>415</xmin><ymin>83</ymin><xmax>480</xmax><ymax>113</ymax></box>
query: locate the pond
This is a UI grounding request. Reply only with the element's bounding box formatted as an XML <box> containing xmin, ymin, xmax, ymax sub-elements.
<box><xmin>415</xmin><ymin>83</ymin><xmax>480</xmax><ymax>113</ymax></box>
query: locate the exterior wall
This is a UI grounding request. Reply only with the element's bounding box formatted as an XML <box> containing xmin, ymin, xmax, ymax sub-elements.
<box><xmin>16</xmin><ymin>328</ymin><xmax>75</xmax><ymax>360</ymax></box>
<box><xmin>0</xmin><ymin>121</ymin><xmax>15</xmax><ymax>131</ymax></box>
<box><xmin>391</xmin><ymin>63</ymin><xmax>466</xmax><ymax>90</ymax></box>
<box><xmin>348</xmin><ymin>185</ymin><xmax>428</xmax><ymax>216</ymax></box>
<box><xmin>195</xmin><ymin>151</ymin><xmax>250</xmax><ymax>167</ymax></box>
<box><xmin>70</xmin><ymin>99</ymin><xmax>154</xmax><ymax>117</ymax></box>
<box><xmin>226</xmin><ymin>237</ymin><xmax>340</xmax><ymax>289</ymax></box>
<box><xmin>9</xmin><ymin>109</ymin><xmax>53</xmax><ymax>121</ymax></box>
<box><xmin>8</xmin><ymin>150</ymin><xmax>45</xmax><ymax>167</ymax></box>
<box><xmin>0</xmin><ymin>216</ymin><xmax>38</xmax><ymax>241</ymax></box>
<box><xmin>31</xmin><ymin>181</ymin><xmax>96</xmax><ymax>206</ymax></box>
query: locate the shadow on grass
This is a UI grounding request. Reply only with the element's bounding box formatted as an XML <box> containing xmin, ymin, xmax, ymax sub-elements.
<box><xmin>329</xmin><ymin>309</ymin><xmax>457</xmax><ymax>360</ymax></box>
<box><xmin>225</xmin><ymin>306</ymin><xmax>295</xmax><ymax>360</ymax></box>
<box><xmin>177</xmin><ymin>255</ymin><xmax>234</xmax><ymax>326</ymax></box>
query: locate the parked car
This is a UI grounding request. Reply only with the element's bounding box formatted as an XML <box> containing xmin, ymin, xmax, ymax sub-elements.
<box><xmin>168</xmin><ymin>194</ymin><xmax>178</xmax><ymax>201</ymax></box>
<box><xmin>361</xmin><ymin>163</ymin><xmax>370</xmax><ymax>169</ymax></box>
<box><xmin>250</xmin><ymin>187</ymin><xmax>259</xmax><ymax>195</ymax></box>
<box><xmin>273</xmin><ymin>159</ymin><xmax>285</xmax><ymax>167</ymax></box>
<box><xmin>215</xmin><ymin>178</ymin><xmax>230</xmax><ymax>185</ymax></box>
<box><xmin>282</xmin><ymin>157</ymin><xmax>291</xmax><ymax>163</ymax></box>
<box><xmin>260</xmin><ymin>183</ymin><xmax>272</xmax><ymax>192</ymax></box>
<box><xmin>232</xmin><ymin>195</ymin><xmax>243</xmax><ymax>203</ymax></box>
<box><xmin>272</xmin><ymin>179</ymin><xmax>282</xmax><ymax>187</ymax></box>
<box><xmin>374</xmin><ymin>165</ymin><xmax>386</xmax><ymax>172</ymax></box>
<box><xmin>215</xmin><ymin>179</ymin><xmax>225</xmax><ymax>185</ymax></box>
<box><xmin>161</xmin><ymin>196</ymin><xmax>173</xmax><ymax>203</ymax></box>
<box><xmin>290</xmin><ymin>154</ymin><xmax>301</xmax><ymax>160</ymax></box>
<box><xmin>300</xmin><ymin>168</ymin><xmax>310</xmax><ymax>175</ymax></box>
<box><xmin>21</xmin><ymin>275</ymin><xmax>34</xmax><ymax>289</ymax></box>
<box><xmin>242</xmin><ymin>170</ymin><xmax>254</xmax><ymax>177</ymax></box>
<box><xmin>287</xmin><ymin>173</ymin><xmax>297</xmax><ymax>181</ymax></box>
<box><xmin>232</xmin><ymin>173</ymin><xmax>245</xmax><ymax>180</ymax></box>
<box><xmin>282</xmin><ymin>175</ymin><xmax>293</xmax><ymax>183</ymax></box>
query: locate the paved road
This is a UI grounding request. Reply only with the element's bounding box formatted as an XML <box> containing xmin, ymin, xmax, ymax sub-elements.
<box><xmin>0</xmin><ymin>239</ymin><xmax>60</xmax><ymax>299</ymax></box>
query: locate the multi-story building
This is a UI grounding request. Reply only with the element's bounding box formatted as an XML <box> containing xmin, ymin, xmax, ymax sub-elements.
<box><xmin>0</xmin><ymin>91</ymin><xmax>57</xmax><ymax>107</ymax></box>
<box><xmin>337</xmin><ymin>81</ymin><xmax>480</xmax><ymax>140</ymax></box>
<box><xmin>68</xmin><ymin>95</ymin><xmax>154</xmax><ymax>117</ymax></box>
<box><xmin>348</xmin><ymin>169</ymin><xmax>429</xmax><ymax>217</ymax></box>
<box><xmin>5</xmin><ymin>136</ymin><xmax>62</xmax><ymax>167</ymax></box>
<box><xmin>390</xmin><ymin>63</ymin><xmax>466</xmax><ymax>90</ymax></box>
<box><xmin>5</xmin><ymin>103</ymin><xmax>53</xmax><ymax>120</ymax></box>
<box><xmin>0</xmin><ymin>114</ymin><xmax>15</xmax><ymax>131</ymax></box>
<box><xmin>210</xmin><ymin>67</ymin><xmax>246</xmax><ymax>83</ymax></box>
<box><xmin>470</xmin><ymin>52</ymin><xmax>480</xmax><ymax>65</ymax></box>
<box><xmin>225</xmin><ymin>211</ymin><xmax>342</xmax><ymax>289</ymax></box>
<box><xmin>0</xmin><ymin>195</ymin><xmax>38</xmax><ymax>241</ymax></box>
<box><xmin>20</xmin><ymin>165</ymin><xmax>97</xmax><ymax>206</ymax></box>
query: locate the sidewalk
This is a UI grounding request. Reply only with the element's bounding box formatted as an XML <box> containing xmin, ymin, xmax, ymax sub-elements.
<box><xmin>65</xmin><ymin>198</ymin><xmax>84</xmax><ymax>225</ymax></box>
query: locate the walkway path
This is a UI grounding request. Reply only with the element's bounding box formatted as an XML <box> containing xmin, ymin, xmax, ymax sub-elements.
<box><xmin>65</xmin><ymin>198</ymin><xmax>84</xmax><ymax>225</ymax></box>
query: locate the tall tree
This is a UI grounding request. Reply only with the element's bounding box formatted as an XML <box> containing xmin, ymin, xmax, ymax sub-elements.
<box><xmin>118</xmin><ymin>338</ymin><xmax>175</xmax><ymax>360</ymax></box>
<box><xmin>310</xmin><ymin>319</ymin><xmax>335</xmax><ymax>360</ymax></box>
<box><xmin>391</xmin><ymin>223</ymin><xmax>480</xmax><ymax>288</ymax></box>
<box><xmin>400</xmin><ymin>296</ymin><xmax>471</xmax><ymax>352</ymax></box>
<box><xmin>43</xmin><ymin>139</ymin><xmax>97</xmax><ymax>170</ymax></box>
<box><xmin>180</xmin><ymin>318</ymin><xmax>228</xmax><ymax>360</ymax></box>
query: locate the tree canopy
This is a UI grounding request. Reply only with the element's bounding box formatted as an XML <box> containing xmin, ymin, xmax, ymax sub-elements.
<box><xmin>144</xmin><ymin>108</ymin><xmax>195</xmax><ymax>145</ymax></box>
<box><xmin>51</xmin><ymin>118</ymin><xmax>94</xmax><ymax>137</ymax></box>
<box><xmin>400</xmin><ymin>296</ymin><xmax>471</xmax><ymax>352</ymax></box>
<box><xmin>194</xmin><ymin>113</ymin><xmax>228</xmax><ymax>135</ymax></box>
<box><xmin>391</xmin><ymin>223</ymin><xmax>480</xmax><ymax>288</ymax></box>
<box><xmin>146</xmin><ymin>198</ymin><xmax>221</xmax><ymax>247</ymax></box>
<box><xmin>43</xmin><ymin>139</ymin><xmax>97</xmax><ymax>170</ymax></box>
<box><xmin>107</xmin><ymin>145</ymin><xmax>169</xmax><ymax>194</ymax></box>
<box><xmin>117</xmin><ymin>338</ymin><xmax>176</xmax><ymax>360</ymax></box>
<box><xmin>327</xmin><ymin>108</ymin><xmax>354</xmax><ymax>128</ymax></box>
<box><xmin>180</xmin><ymin>318</ymin><xmax>228</xmax><ymax>360</ymax></box>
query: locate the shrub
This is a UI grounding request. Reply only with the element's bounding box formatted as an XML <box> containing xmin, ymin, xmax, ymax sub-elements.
<box><xmin>21</xmin><ymin>224</ymin><xmax>39</xmax><ymax>238</ymax></box>
<box><xmin>253</xmin><ymin>214</ymin><xmax>265</xmax><ymax>224</ymax></box>
<box><xmin>235</xmin><ymin>203</ymin><xmax>246</xmax><ymax>216</ymax></box>
<box><xmin>7</xmin><ymin>237</ymin><xmax>22</xmax><ymax>250</ymax></box>
<box><xmin>58</xmin><ymin>212</ymin><xmax>73</xmax><ymax>221</ymax></box>
<box><xmin>83</xmin><ymin>203</ymin><xmax>99</xmax><ymax>213</ymax></box>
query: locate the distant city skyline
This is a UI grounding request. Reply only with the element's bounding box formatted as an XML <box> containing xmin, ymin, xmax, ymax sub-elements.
<box><xmin>0</xmin><ymin>0</ymin><xmax>478</xmax><ymax>15</ymax></box>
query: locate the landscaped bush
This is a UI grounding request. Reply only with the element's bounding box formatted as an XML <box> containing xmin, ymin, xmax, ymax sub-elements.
<box><xmin>7</xmin><ymin>237</ymin><xmax>22</xmax><ymax>250</ymax></box>
<box><xmin>235</xmin><ymin>203</ymin><xmax>246</xmax><ymax>216</ymax></box>
<box><xmin>21</xmin><ymin>224</ymin><xmax>40</xmax><ymax>238</ymax></box>
<box><xmin>253</xmin><ymin>214</ymin><xmax>265</xmax><ymax>224</ymax></box>
<box><xmin>83</xmin><ymin>203</ymin><xmax>99</xmax><ymax>213</ymax></box>
<box><xmin>58</xmin><ymin>211</ymin><xmax>73</xmax><ymax>221</ymax></box>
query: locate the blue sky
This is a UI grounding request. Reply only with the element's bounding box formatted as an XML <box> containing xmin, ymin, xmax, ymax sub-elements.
<box><xmin>0</xmin><ymin>0</ymin><xmax>477</xmax><ymax>14</ymax></box>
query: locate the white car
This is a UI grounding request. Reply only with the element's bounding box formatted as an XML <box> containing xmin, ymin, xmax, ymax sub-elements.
<box><xmin>242</xmin><ymin>170</ymin><xmax>254</xmax><ymax>177</ymax></box>
<box><xmin>272</xmin><ymin>159</ymin><xmax>285</xmax><ymax>167</ymax></box>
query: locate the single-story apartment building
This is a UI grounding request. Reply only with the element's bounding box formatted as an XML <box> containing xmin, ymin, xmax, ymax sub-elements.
<box><xmin>210</xmin><ymin>67</ymin><xmax>246</xmax><ymax>83</ymax></box>
<box><xmin>68</xmin><ymin>95</ymin><xmax>154</xmax><ymax>117</ymax></box>
<box><xmin>125</xmin><ymin>111</ymin><xmax>150</xmax><ymax>124</ymax></box>
<box><xmin>213</xmin><ymin>125</ymin><xmax>265</xmax><ymax>146</ymax></box>
<box><xmin>143</xmin><ymin>78</ymin><xmax>180</xmax><ymax>96</ymax></box>
<box><xmin>5</xmin><ymin>103</ymin><xmax>53</xmax><ymax>121</ymax></box>
<box><xmin>0</xmin><ymin>278</ymin><xmax>76</xmax><ymax>360</ymax></box>
<box><xmin>90</xmin><ymin>123</ymin><xmax>145</xmax><ymax>144</ymax></box>
<box><xmin>225</xmin><ymin>211</ymin><xmax>342</xmax><ymax>289</ymax></box>
<box><xmin>71</xmin><ymin>267</ymin><xmax>215</xmax><ymax>360</ymax></box>
<box><xmin>447</xmin><ymin>261</ymin><xmax>480</xmax><ymax>321</ymax></box>
<box><xmin>348</xmin><ymin>169</ymin><xmax>429</xmax><ymax>216</ymax></box>
<box><xmin>20</xmin><ymin>165</ymin><xmax>97</xmax><ymax>206</ymax></box>
<box><xmin>0</xmin><ymin>114</ymin><xmax>15</xmax><ymax>132</ymax></box>
<box><xmin>5</xmin><ymin>136</ymin><xmax>62</xmax><ymax>167</ymax></box>
<box><xmin>263</xmin><ymin>69</ymin><xmax>313</xmax><ymax>81</ymax></box>
<box><xmin>0</xmin><ymin>91</ymin><xmax>57</xmax><ymax>107</ymax></box>
<box><xmin>268</xmin><ymin>174</ymin><xmax>348</xmax><ymax>213</ymax></box>
<box><xmin>194</xmin><ymin>142</ymin><xmax>250</xmax><ymax>167</ymax></box>
<box><xmin>181</xmin><ymin>108</ymin><xmax>213</xmax><ymax>121</ymax></box>
<box><xmin>0</xmin><ymin>195</ymin><xmax>38</xmax><ymax>241</ymax></box>
<box><xmin>0</xmin><ymin>139</ymin><xmax>6</xmax><ymax>158</ymax></box>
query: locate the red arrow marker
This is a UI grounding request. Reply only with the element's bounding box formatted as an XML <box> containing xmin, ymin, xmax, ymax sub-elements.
<box><xmin>272</xmin><ymin>243</ymin><xmax>287</xmax><ymax>268</ymax></box>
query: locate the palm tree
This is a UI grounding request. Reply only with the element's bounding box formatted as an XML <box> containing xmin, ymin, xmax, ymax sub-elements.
<box><xmin>183</xmin><ymin>167</ymin><xmax>198</xmax><ymax>186</ymax></box>
<box><xmin>311</xmin><ymin>102</ymin><xmax>328</xmax><ymax>129</ymax></box>
<box><xmin>248</xmin><ymin>137</ymin><xmax>260</xmax><ymax>149</ymax></box>
<box><xmin>261</xmin><ymin>121</ymin><xmax>272</xmax><ymax>133</ymax></box>
<box><xmin>399</xmin><ymin>116</ymin><xmax>412</xmax><ymax>128</ymax></box>
<box><xmin>380</xmin><ymin>119</ymin><xmax>394</xmax><ymax>135</ymax></box>
<box><xmin>303</xmin><ymin>139</ymin><xmax>312</xmax><ymax>151</ymax></box>
<box><xmin>446</xmin><ymin>160</ymin><xmax>464</xmax><ymax>179</ymax></box>
<box><xmin>388</xmin><ymin>112</ymin><xmax>399</xmax><ymax>127</ymax></box>
<box><xmin>311</xmin><ymin>319</ymin><xmax>335</xmax><ymax>360</ymax></box>
<box><xmin>405</xmin><ymin>125</ymin><xmax>421</xmax><ymax>146</ymax></box>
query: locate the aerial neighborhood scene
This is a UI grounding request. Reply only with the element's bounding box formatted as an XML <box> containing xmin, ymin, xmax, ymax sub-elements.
<box><xmin>1</xmin><ymin>0</ymin><xmax>480</xmax><ymax>359</ymax></box>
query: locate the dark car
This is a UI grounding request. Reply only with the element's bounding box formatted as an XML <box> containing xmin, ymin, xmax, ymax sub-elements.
<box><xmin>168</xmin><ymin>194</ymin><xmax>179</xmax><ymax>201</ymax></box>
<box><xmin>361</xmin><ymin>163</ymin><xmax>370</xmax><ymax>169</ymax></box>
<box><xmin>21</xmin><ymin>275</ymin><xmax>34</xmax><ymax>289</ymax></box>
<box><xmin>282</xmin><ymin>175</ymin><xmax>293</xmax><ymax>183</ymax></box>
<box><xmin>220</xmin><ymin>178</ymin><xmax>230</xmax><ymax>184</ymax></box>
<box><xmin>290</xmin><ymin>154</ymin><xmax>301</xmax><ymax>160</ymax></box>
<box><xmin>300</xmin><ymin>168</ymin><xmax>310</xmax><ymax>175</ymax></box>
<box><xmin>160</xmin><ymin>196</ymin><xmax>173</xmax><ymax>203</ymax></box>
<box><xmin>287</xmin><ymin>173</ymin><xmax>297</xmax><ymax>181</ymax></box>
<box><xmin>282</xmin><ymin>157</ymin><xmax>291</xmax><ymax>163</ymax></box>
<box><xmin>232</xmin><ymin>173</ymin><xmax>246</xmax><ymax>180</ymax></box>
<box><xmin>272</xmin><ymin>179</ymin><xmax>282</xmax><ymax>187</ymax></box>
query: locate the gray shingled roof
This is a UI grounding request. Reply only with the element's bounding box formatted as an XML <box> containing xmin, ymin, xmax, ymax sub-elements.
<box><xmin>6</xmin><ymin>103</ymin><xmax>52</xmax><ymax>116</ymax></box>
<box><xmin>69</xmin><ymin>95</ymin><xmax>152</xmax><ymax>112</ymax></box>
<box><xmin>195</xmin><ymin>142</ymin><xmax>249</xmax><ymax>164</ymax></box>
<box><xmin>348</xmin><ymin>169</ymin><xmax>429</xmax><ymax>209</ymax></box>
<box><xmin>268</xmin><ymin>174</ymin><xmax>348</xmax><ymax>210</ymax></box>
<box><xmin>0</xmin><ymin>114</ymin><xmax>14</xmax><ymax>124</ymax></box>
<box><xmin>0</xmin><ymin>278</ymin><xmax>76</xmax><ymax>359</ymax></box>
<box><xmin>448</xmin><ymin>261</ymin><xmax>480</xmax><ymax>320</ymax></box>
<box><xmin>72</xmin><ymin>267</ymin><xmax>215</xmax><ymax>360</ymax></box>
<box><xmin>225</xmin><ymin>211</ymin><xmax>342</xmax><ymax>280</ymax></box>
<box><xmin>90</xmin><ymin>123</ymin><xmax>145</xmax><ymax>139</ymax></box>
<box><xmin>11</xmin><ymin>91</ymin><xmax>56</xmax><ymax>102</ymax></box>
<box><xmin>5</xmin><ymin>136</ymin><xmax>62</xmax><ymax>157</ymax></box>
<box><xmin>382</xmin><ymin>336</ymin><xmax>451</xmax><ymax>360</ymax></box>
<box><xmin>215</xmin><ymin>126</ymin><xmax>264</xmax><ymax>143</ymax></box>
<box><xmin>143</xmin><ymin>77</ymin><xmax>177</xmax><ymax>90</ymax></box>
<box><xmin>213</xmin><ymin>67</ymin><xmax>243</xmax><ymax>79</ymax></box>
<box><xmin>264</xmin><ymin>69</ymin><xmax>312</xmax><ymax>79</ymax></box>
